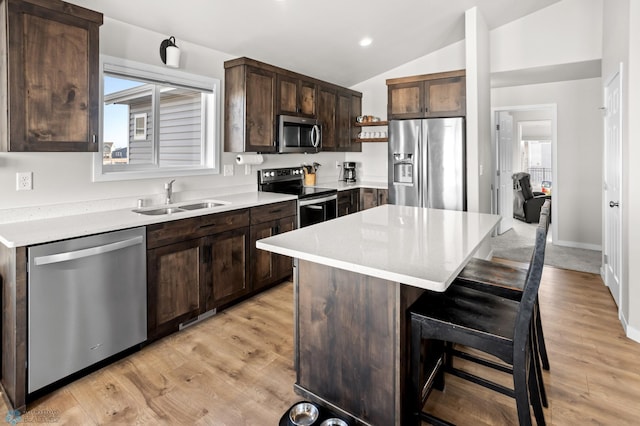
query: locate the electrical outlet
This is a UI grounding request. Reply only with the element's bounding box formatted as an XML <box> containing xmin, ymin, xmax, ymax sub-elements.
<box><xmin>16</xmin><ymin>172</ymin><xmax>33</xmax><ymax>191</ymax></box>
<box><xmin>336</xmin><ymin>160</ymin><xmax>341</xmax><ymax>168</ymax></box>
<box><xmin>245</xmin><ymin>164</ymin><xmax>252</xmax><ymax>175</ymax></box>
<box><xmin>223</xmin><ymin>164</ymin><xmax>234</xmax><ymax>177</ymax></box>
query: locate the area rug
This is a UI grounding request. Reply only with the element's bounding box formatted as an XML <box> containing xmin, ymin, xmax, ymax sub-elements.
<box><xmin>490</xmin><ymin>221</ymin><xmax>602</xmax><ymax>275</ymax></box>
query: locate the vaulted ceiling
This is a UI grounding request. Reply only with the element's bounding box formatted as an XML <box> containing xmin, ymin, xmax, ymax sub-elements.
<box><xmin>68</xmin><ymin>0</ymin><xmax>561</xmax><ymax>87</ymax></box>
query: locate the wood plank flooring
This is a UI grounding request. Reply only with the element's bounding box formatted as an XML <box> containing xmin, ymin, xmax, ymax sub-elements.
<box><xmin>2</xmin><ymin>264</ymin><xmax>640</xmax><ymax>425</ymax></box>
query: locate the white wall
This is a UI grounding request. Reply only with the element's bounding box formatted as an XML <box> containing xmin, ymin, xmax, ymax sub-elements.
<box><xmin>347</xmin><ymin>41</ymin><xmax>466</xmax><ymax>181</ymax></box>
<box><xmin>491</xmin><ymin>0</ymin><xmax>603</xmax><ymax>72</ymax></box>
<box><xmin>0</xmin><ymin>18</ymin><xmax>346</xmax><ymax>214</ymax></box>
<box><xmin>492</xmin><ymin>78</ymin><xmax>603</xmax><ymax>249</ymax></box>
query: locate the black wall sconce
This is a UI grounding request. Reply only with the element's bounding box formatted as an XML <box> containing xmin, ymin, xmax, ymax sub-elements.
<box><xmin>159</xmin><ymin>36</ymin><xmax>181</xmax><ymax>68</ymax></box>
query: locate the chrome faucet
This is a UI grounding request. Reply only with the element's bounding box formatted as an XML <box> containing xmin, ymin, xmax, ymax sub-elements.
<box><xmin>164</xmin><ymin>179</ymin><xmax>175</xmax><ymax>204</ymax></box>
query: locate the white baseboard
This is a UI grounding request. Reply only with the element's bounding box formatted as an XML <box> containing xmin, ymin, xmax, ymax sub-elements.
<box><xmin>554</xmin><ymin>239</ymin><xmax>602</xmax><ymax>251</ymax></box>
<box><xmin>623</xmin><ymin>316</ymin><xmax>640</xmax><ymax>344</ymax></box>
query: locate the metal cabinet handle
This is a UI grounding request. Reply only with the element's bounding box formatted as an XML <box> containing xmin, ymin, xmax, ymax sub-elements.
<box><xmin>609</xmin><ymin>201</ymin><xmax>620</xmax><ymax>208</ymax></box>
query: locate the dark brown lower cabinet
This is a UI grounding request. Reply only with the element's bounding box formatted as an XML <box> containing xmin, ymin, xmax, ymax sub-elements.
<box><xmin>250</xmin><ymin>216</ymin><xmax>295</xmax><ymax>291</ymax></box>
<box><xmin>146</xmin><ymin>209</ymin><xmax>250</xmax><ymax>340</ymax></box>
<box><xmin>360</xmin><ymin>187</ymin><xmax>388</xmax><ymax>210</ymax></box>
<box><xmin>249</xmin><ymin>201</ymin><xmax>297</xmax><ymax>291</ymax></box>
<box><xmin>338</xmin><ymin>188</ymin><xmax>360</xmax><ymax>216</ymax></box>
<box><xmin>147</xmin><ymin>238</ymin><xmax>205</xmax><ymax>340</ymax></box>
<box><xmin>203</xmin><ymin>228</ymin><xmax>250</xmax><ymax>310</ymax></box>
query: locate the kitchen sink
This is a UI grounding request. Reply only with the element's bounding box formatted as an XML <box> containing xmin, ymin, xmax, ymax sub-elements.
<box><xmin>132</xmin><ymin>200</ymin><xmax>229</xmax><ymax>215</ymax></box>
<box><xmin>133</xmin><ymin>207</ymin><xmax>187</xmax><ymax>215</ymax></box>
<box><xmin>179</xmin><ymin>201</ymin><xmax>226</xmax><ymax>210</ymax></box>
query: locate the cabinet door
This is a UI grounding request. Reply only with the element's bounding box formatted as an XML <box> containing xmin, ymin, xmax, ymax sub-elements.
<box><xmin>387</xmin><ymin>81</ymin><xmax>424</xmax><ymax>120</ymax></box>
<box><xmin>147</xmin><ymin>239</ymin><xmax>204</xmax><ymax>340</ymax></box>
<box><xmin>299</xmin><ymin>79</ymin><xmax>317</xmax><ymax>116</ymax></box>
<box><xmin>360</xmin><ymin>188</ymin><xmax>379</xmax><ymax>210</ymax></box>
<box><xmin>318</xmin><ymin>85</ymin><xmax>337</xmax><ymax>151</ymax></box>
<box><xmin>349</xmin><ymin>94</ymin><xmax>362</xmax><ymax>152</ymax></box>
<box><xmin>6</xmin><ymin>0</ymin><xmax>102</xmax><ymax>152</ymax></box>
<box><xmin>250</xmin><ymin>216</ymin><xmax>295</xmax><ymax>291</ymax></box>
<box><xmin>278</xmin><ymin>75</ymin><xmax>316</xmax><ymax>117</ymax></box>
<box><xmin>204</xmin><ymin>228</ymin><xmax>250</xmax><ymax>310</ymax></box>
<box><xmin>336</xmin><ymin>92</ymin><xmax>351</xmax><ymax>150</ymax></box>
<box><xmin>377</xmin><ymin>188</ymin><xmax>388</xmax><ymax>206</ymax></box>
<box><xmin>225</xmin><ymin>65</ymin><xmax>276</xmax><ymax>152</ymax></box>
<box><xmin>425</xmin><ymin>76</ymin><xmax>466</xmax><ymax>117</ymax></box>
<box><xmin>245</xmin><ymin>67</ymin><xmax>277</xmax><ymax>152</ymax></box>
<box><xmin>274</xmin><ymin>216</ymin><xmax>295</xmax><ymax>279</ymax></box>
<box><xmin>338</xmin><ymin>189</ymin><xmax>360</xmax><ymax>216</ymax></box>
<box><xmin>277</xmin><ymin>74</ymin><xmax>299</xmax><ymax>115</ymax></box>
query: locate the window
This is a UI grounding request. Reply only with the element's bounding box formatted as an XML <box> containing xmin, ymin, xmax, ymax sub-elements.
<box><xmin>94</xmin><ymin>55</ymin><xmax>220</xmax><ymax>181</ymax></box>
<box><xmin>133</xmin><ymin>113</ymin><xmax>147</xmax><ymax>141</ymax></box>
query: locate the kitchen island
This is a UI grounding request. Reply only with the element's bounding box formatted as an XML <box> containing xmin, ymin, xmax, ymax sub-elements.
<box><xmin>256</xmin><ymin>204</ymin><xmax>500</xmax><ymax>425</ymax></box>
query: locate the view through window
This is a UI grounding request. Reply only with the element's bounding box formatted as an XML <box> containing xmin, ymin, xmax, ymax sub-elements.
<box><xmin>96</xmin><ymin>56</ymin><xmax>219</xmax><ymax>181</ymax></box>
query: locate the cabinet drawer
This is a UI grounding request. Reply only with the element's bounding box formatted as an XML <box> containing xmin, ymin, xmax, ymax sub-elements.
<box><xmin>250</xmin><ymin>201</ymin><xmax>297</xmax><ymax>225</ymax></box>
<box><xmin>147</xmin><ymin>209</ymin><xmax>250</xmax><ymax>249</ymax></box>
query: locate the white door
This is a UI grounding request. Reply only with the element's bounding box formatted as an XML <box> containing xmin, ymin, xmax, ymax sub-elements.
<box><xmin>604</xmin><ymin>69</ymin><xmax>622</xmax><ymax>308</ymax></box>
<box><xmin>496</xmin><ymin>111</ymin><xmax>514</xmax><ymax>234</ymax></box>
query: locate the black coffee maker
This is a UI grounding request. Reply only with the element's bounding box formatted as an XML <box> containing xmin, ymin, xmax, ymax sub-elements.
<box><xmin>343</xmin><ymin>162</ymin><xmax>356</xmax><ymax>183</ymax></box>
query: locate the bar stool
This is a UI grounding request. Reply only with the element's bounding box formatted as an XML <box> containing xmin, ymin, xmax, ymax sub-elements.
<box><xmin>408</xmin><ymin>211</ymin><xmax>549</xmax><ymax>426</ymax></box>
<box><xmin>455</xmin><ymin>200</ymin><xmax>551</xmax><ymax>371</ymax></box>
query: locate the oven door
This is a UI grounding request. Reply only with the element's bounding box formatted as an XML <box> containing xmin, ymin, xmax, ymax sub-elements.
<box><xmin>298</xmin><ymin>194</ymin><xmax>337</xmax><ymax>228</ymax></box>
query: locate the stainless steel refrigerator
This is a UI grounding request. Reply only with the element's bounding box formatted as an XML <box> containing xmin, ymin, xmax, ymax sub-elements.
<box><xmin>388</xmin><ymin>117</ymin><xmax>466</xmax><ymax>210</ymax></box>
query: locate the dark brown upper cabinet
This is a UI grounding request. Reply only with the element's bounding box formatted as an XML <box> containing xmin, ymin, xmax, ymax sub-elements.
<box><xmin>317</xmin><ymin>85</ymin><xmax>337</xmax><ymax>150</ymax></box>
<box><xmin>277</xmin><ymin>74</ymin><xmax>317</xmax><ymax>117</ymax></box>
<box><xmin>0</xmin><ymin>0</ymin><xmax>103</xmax><ymax>152</ymax></box>
<box><xmin>225</xmin><ymin>61</ymin><xmax>278</xmax><ymax>153</ymax></box>
<box><xmin>224</xmin><ymin>57</ymin><xmax>362</xmax><ymax>153</ymax></box>
<box><xmin>386</xmin><ymin>70</ymin><xmax>466</xmax><ymax>120</ymax></box>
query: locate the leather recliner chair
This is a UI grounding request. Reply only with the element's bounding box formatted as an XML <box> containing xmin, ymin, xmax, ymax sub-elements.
<box><xmin>513</xmin><ymin>172</ymin><xmax>551</xmax><ymax>223</ymax></box>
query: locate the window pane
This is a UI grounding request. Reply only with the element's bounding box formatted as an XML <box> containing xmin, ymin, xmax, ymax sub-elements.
<box><xmin>158</xmin><ymin>86</ymin><xmax>204</xmax><ymax>167</ymax></box>
<box><xmin>103</xmin><ymin>75</ymin><xmax>154</xmax><ymax>167</ymax></box>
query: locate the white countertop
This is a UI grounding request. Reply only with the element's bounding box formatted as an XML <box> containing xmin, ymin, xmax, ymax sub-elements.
<box><xmin>0</xmin><ymin>192</ymin><xmax>296</xmax><ymax>248</ymax></box>
<box><xmin>322</xmin><ymin>181</ymin><xmax>388</xmax><ymax>191</ymax></box>
<box><xmin>256</xmin><ymin>204</ymin><xmax>500</xmax><ymax>292</ymax></box>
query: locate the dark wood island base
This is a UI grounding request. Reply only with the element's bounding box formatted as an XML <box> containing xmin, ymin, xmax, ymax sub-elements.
<box><xmin>294</xmin><ymin>260</ymin><xmax>425</xmax><ymax>425</ymax></box>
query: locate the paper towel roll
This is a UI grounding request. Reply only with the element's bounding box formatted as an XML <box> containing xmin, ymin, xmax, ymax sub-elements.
<box><xmin>235</xmin><ymin>154</ymin><xmax>264</xmax><ymax>165</ymax></box>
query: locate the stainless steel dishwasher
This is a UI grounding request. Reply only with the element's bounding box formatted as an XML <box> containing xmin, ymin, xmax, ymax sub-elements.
<box><xmin>27</xmin><ymin>227</ymin><xmax>147</xmax><ymax>393</ymax></box>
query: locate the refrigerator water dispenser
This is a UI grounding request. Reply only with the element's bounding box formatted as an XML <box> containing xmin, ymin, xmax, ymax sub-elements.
<box><xmin>393</xmin><ymin>153</ymin><xmax>414</xmax><ymax>185</ymax></box>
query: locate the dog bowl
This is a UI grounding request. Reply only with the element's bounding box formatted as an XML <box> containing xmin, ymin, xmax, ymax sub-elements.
<box><xmin>321</xmin><ymin>418</ymin><xmax>348</xmax><ymax>426</ymax></box>
<box><xmin>289</xmin><ymin>402</ymin><xmax>319</xmax><ymax>426</ymax></box>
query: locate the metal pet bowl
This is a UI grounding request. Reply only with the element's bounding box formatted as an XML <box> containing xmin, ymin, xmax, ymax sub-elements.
<box><xmin>321</xmin><ymin>419</ymin><xmax>348</xmax><ymax>426</ymax></box>
<box><xmin>289</xmin><ymin>402</ymin><xmax>319</xmax><ymax>426</ymax></box>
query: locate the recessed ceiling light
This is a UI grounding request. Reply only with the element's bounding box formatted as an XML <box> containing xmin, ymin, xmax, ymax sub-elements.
<box><xmin>359</xmin><ymin>38</ymin><xmax>373</xmax><ymax>47</ymax></box>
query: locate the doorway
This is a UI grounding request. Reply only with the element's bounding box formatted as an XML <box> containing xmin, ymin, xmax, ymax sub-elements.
<box><xmin>603</xmin><ymin>66</ymin><xmax>623</xmax><ymax>308</ymax></box>
<box><xmin>492</xmin><ymin>104</ymin><xmax>558</xmax><ymax>242</ymax></box>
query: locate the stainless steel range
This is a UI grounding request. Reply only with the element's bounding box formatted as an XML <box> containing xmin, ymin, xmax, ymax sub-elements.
<box><xmin>258</xmin><ymin>167</ymin><xmax>337</xmax><ymax>228</ymax></box>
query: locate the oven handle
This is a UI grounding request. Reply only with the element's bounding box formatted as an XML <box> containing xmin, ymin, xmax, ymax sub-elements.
<box><xmin>298</xmin><ymin>194</ymin><xmax>337</xmax><ymax>207</ymax></box>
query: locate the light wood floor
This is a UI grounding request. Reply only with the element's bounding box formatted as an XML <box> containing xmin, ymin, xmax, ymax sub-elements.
<box><xmin>3</xmin><ymin>265</ymin><xmax>640</xmax><ymax>425</ymax></box>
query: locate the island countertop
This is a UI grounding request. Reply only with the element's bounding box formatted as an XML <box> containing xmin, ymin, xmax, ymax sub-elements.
<box><xmin>257</xmin><ymin>204</ymin><xmax>500</xmax><ymax>291</ymax></box>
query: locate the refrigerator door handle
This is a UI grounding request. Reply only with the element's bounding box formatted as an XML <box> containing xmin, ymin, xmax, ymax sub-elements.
<box><xmin>416</xmin><ymin>124</ymin><xmax>423</xmax><ymax>207</ymax></box>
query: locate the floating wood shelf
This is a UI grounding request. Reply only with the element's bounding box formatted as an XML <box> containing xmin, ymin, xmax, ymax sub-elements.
<box><xmin>354</xmin><ymin>137</ymin><xmax>388</xmax><ymax>143</ymax></box>
<box><xmin>354</xmin><ymin>121</ymin><xmax>388</xmax><ymax>127</ymax></box>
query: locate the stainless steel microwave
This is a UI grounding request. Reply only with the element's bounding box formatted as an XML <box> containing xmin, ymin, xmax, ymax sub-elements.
<box><xmin>277</xmin><ymin>115</ymin><xmax>322</xmax><ymax>153</ymax></box>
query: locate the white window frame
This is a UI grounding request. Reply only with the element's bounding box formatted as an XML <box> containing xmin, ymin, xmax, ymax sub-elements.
<box><xmin>133</xmin><ymin>113</ymin><xmax>147</xmax><ymax>141</ymax></box>
<box><xmin>94</xmin><ymin>55</ymin><xmax>221</xmax><ymax>182</ymax></box>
